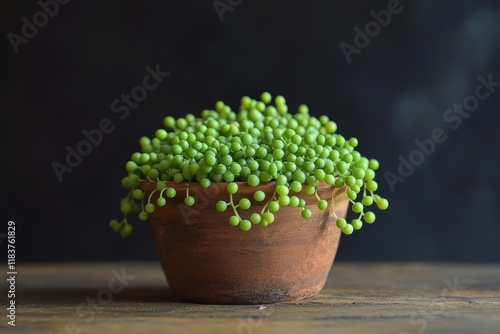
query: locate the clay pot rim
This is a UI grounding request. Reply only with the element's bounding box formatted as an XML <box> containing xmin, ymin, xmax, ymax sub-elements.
<box><xmin>140</xmin><ymin>180</ymin><xmax>346</xmax><ymax>193</ymax></box>
<box><xmin>140</xmin><ymin>180</ymin><xmax>348</xmax><ymax>205</ymax></box>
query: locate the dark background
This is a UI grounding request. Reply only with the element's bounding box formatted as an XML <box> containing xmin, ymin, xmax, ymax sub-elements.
<box><xmin>2</xmin><ymin>0</ymin><xmax>499</xmax><ymax>263</ymax></box>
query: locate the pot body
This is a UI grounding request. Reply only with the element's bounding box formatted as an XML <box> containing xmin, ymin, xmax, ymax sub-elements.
<box><xmin>143</xmin><ymin>181</ymin><xmax>348</xmax><ymax>304</ymax></box>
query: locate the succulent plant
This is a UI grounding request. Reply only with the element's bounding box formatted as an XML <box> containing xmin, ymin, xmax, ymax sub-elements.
<box><xmin>109</xmin><ymin>92</ymin><xmax>388</xmax><ymax>237</ymax></box>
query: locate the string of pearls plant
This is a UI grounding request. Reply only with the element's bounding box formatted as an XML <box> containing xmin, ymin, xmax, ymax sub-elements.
<box><xmin>109</xmin><ymin>92</ymin><xmax>389</xmax><ymax>237</ymax></box>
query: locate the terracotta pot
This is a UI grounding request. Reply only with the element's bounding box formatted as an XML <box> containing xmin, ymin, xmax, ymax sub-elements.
<box><xmin>141</xmin><ymin>181</ymin><xmax>349</xmax><ymax>304</ymax></box>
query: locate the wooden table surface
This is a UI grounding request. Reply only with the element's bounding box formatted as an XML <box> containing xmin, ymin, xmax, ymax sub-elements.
<box><xmin>2</xmin><ymin>262</ymin><xmax>499</xmax><ymax>334</ymax></box>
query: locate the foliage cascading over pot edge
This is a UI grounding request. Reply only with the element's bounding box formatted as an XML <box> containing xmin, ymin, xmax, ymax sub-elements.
<box><xmin>109</xmin><ymin>92</ymin><xmax>389</xmax><ymax>237</ymax></box>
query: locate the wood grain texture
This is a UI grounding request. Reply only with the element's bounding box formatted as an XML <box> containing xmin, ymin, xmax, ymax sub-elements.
<box><xmin>1</xmin><ymin>262</ymin><xmax>499</xmax><ymax>334</ymax></box>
